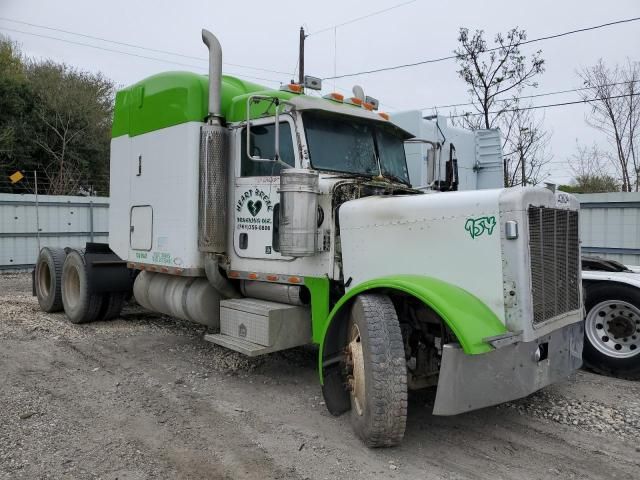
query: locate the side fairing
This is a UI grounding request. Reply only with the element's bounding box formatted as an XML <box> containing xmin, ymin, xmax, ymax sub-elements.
<box><xmin>109</xmin><ymin>122</ymin><xmax>204</xmax><ymax>271</ymax></box>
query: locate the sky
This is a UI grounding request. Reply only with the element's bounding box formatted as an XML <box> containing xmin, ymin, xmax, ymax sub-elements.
<box><xmin>1</xmin><ymin>0</ymin><xmax>639</xmax><ymax>185</ymax></box>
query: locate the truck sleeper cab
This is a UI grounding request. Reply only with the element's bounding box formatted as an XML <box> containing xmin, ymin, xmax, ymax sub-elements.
<box><xmin>32</xmin><ymin>29</ymin><xmax>584</xmax><ymax>448</ymax></box>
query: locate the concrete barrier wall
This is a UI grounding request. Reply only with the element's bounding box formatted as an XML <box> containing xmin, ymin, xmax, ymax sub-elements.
<box><xmin>0</xmin><ymin>193</ymin><xmax>109</xmax><ymax>271</ymax></box>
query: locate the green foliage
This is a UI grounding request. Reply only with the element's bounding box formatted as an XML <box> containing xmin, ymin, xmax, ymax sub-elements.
<box><xmin>0</xmin><ymin>37</ymin><xmax>36</xmax><ymax>178</ymax></box>
<box><xmin>0</xmin><ymin>37</ymin><xmax>115</xmax><ymax>195</ymax></box>
<box><xmin>558</xmin><ymin>175</ymin><xmax>620</xmax><ymax>194</ymax></box>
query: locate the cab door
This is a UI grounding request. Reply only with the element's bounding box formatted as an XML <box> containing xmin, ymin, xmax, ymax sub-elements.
<box><xmin>233</xmin><ymin>116</ymin><xmax>298</xmax><ymax>259</ymax></box>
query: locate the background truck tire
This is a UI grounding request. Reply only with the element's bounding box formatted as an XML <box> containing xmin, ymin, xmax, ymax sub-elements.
<box><xmin>346</xmin><ymin>293</ymin><xmax>407</xmax><ymax>447</ymax></box>
<box><xmin>35</xmin><ymin>247</ymin><xmax>66</xmax><ymax>312</ymax></box>
<box><xmin>61</xmin><ymin>250</ymin><xmax>104</xmax><ymax>324</ymax></box>
<box><xmin>583</xmin><ymin>282</ymin><xmax>640</xmax><ymax>380</ymax></box>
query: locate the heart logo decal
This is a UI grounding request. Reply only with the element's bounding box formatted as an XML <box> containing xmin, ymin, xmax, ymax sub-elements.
<box><xmin>247</xmin><ymin>200</ymin><xmax>262</xmax><ymax>217</ymax></box>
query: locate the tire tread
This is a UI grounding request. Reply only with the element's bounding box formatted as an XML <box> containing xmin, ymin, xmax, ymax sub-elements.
<box><xmin>350</xmin><ymin>293</ymin><xmax>407</xmax><ymax>447</ymax></box>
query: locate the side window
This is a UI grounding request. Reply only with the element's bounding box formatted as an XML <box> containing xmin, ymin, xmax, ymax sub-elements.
<box><xmin>241</xmin><ymin>122</ymin><xmax>295</xmax><ymax>176</ymax></box>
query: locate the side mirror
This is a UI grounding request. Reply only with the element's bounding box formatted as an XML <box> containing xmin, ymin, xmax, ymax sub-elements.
<box><xmin>245</xmin><ymin>95</ymin><xmax>295</xmax><ymax>169</ymax></box>
<box><xmin>246</xmin><ymin>95</ymin><xmax>279</xmax><ymax>163</ymax></box>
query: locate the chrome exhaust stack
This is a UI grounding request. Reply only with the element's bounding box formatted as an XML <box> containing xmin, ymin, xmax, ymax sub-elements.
<box><xmin>198</xmin><ymin>29</ymin><xmax>228</xmax><ymax>255</ymax></box>
<box><xmin>198</xmin><ymin>29</ymin><xmax>238</xmax><ymax>297</ymax></box>
<box><xmin>201</xmin><ymin>29</ymin><xmax>223</xmax><ymax>124</ymax></box>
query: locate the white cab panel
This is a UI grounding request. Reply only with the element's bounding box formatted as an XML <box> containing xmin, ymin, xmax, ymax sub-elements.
<box><xmin>339</xmin><ymin>189</ymin><xmax>507</xmax><ymax>322</ymax></box>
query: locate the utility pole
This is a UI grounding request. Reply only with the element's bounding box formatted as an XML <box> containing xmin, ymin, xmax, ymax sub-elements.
<box><xmin>298</xmin><ymin>26</ymin><xmax>305</xmax><ymax>84</ymax></box>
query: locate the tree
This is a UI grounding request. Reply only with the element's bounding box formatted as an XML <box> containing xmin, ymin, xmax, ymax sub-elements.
<box><xmin>453</xmin><ymin>27</ymin><xmax>550</xmax><ymax>186</ymax></box>
<box><xmin>26</xmin><ymin>60</ymin><xmax>115</xmax><ymax>195</ymax></box>
<box><xmin>562</xmin><ymin>142</ymin><xmax>620</xmax><ymax>193</ymax></box>
<box><xmin>578</xmin><ymin>59</ymin><xmax>640</xmax><ymax>191</ymax></box>
<box><xmin>501</xmin><ymin>108</ymin><xmax>552</xmax><ymax>186</ymax></box>
<box><xmin>0</xmin><ymin>36</ymin><xmax>115</xmax><ymax>196</ymax></box>
<box><xmin>455</xmin><ymin>27</ymin><xmax>545</xmax><ymax>130</ymax></box>
<box><xmin>0</xmin><ymin>37</ymin><xmax>37</xmax><ymax>187</ymax></box>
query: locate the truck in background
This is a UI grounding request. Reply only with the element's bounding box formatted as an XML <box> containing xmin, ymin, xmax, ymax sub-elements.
<box><xmin>32</xmin><ymin>29</ymin><xmax>585</xmax><ymax>447</ymax></box>
<box><xmin>392</xmin><ymin>111</ymin><xmax>640</xmax><ymax>380</ymax></box>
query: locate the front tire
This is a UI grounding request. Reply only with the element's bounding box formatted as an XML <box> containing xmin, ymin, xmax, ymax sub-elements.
<box><xmin>346</xmin><ymin>293</ymin><xmax>407</xmax><ymax>447</ymax></box>
<box><xmin>583</xmin><ymin>283</ymin><xmax>640</xmax><ymax>380</ymax></box>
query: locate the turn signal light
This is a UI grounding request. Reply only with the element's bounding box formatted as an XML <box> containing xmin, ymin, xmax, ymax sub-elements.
<box><xmin>288</xmin><ymin>276</ymin><xmax>302</xmax><ymax>284</ymax></box>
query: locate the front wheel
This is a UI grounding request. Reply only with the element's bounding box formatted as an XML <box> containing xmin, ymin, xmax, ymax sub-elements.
<box><xmin>345</xmin><ymin>293</ymin><xmax>407</xmax><ymax>447</ymax></box>
<box><xmin>583</xmin><ymin>283</ymin><xmax>640</xmax><ymax>380</ymax></box>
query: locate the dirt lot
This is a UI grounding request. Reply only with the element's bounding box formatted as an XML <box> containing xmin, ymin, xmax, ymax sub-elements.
<box><xmin>1</xmin><ymin>272</ymin><xmax>639</xmax><ymax>480</ymax></box>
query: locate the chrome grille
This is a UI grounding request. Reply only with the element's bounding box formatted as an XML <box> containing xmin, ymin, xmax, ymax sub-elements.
<box><xmin>528</xmin><ymin>206</ymin><xmax>580</xmax><ymax>324</ymax></box>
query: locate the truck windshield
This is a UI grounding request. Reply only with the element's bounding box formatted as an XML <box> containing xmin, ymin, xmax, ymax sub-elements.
<box><xmin>303</xmin><ymin>111</ymin><xmax>410</xmax><ymax>184</ymax></box>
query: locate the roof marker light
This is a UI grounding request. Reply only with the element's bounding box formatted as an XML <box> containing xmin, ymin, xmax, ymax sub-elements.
<box><xmin>363</xmin><ymin>102</ymin><xmax>374</xmax><ymax>111</ymax></box>
<box><xmin>344</xmin><ymin>97</ymin><xmax>363</xmax><ymax>106</ymax></box>
<box><xmin>280</xmin><ymin>83</ymin><xmax>303</xmax><ymax>94</ymax></box>
<box><xmin>378</xmin><ymin>112</ymin><xmax>390</xmax><ymax>120</ymax></box>
<box><xmin>323</xmin><ymin>92</ymin><xmax>344</xmax><ymax>103</ymax></box>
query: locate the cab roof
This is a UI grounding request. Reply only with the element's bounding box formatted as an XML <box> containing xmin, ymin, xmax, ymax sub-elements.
<box><xmin>111</xmin><ymin>71</ymin><xmax>408</xmax><ymax>138</ymax></box>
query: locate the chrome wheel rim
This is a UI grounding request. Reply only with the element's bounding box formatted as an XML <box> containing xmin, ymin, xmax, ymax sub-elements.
<box><xmin>585</xmin><ymin>300</ymin><xmax>640</xmax><ymax>359</ymax></box>
<box><xmin>346</xmin><ymin>324</ymin><xmax>366</xmax><ymax>416</ymax></box>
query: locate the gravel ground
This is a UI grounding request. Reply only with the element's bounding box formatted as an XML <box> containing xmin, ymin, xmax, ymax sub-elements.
<box><xmin>1</xmin><ymin>272</ymin><xmax>639</xmax><ymax>479</ymax></box>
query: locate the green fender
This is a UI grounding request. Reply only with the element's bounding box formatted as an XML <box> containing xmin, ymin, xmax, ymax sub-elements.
<box><xmin>318</xmin><ymin>275</ymin><xmax>507</xmax><ymax>383</ymax></box>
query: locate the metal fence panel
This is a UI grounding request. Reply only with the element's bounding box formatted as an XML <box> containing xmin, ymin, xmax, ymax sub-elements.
<box><xmin>0</xmin><ymin>193</ymin><xmax>109</xmax><ymax>271</ymax></box>
<box><xmin>576</xmin><ymin>192</ymin><xmax>640</xmax><ymax>266</ymax></box>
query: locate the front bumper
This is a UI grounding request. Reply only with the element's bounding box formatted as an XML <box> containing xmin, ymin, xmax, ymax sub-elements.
<box><xmin>433</xmin><ymin>321</ymin><xmax>583</xmax><ymax>415</ymax></box>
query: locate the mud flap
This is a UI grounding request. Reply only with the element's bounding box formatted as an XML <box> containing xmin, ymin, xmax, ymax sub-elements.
<box><xmin>433</xmin><ymin>322</ymin><xmax>584</xmax><ymax>415</ymax></box>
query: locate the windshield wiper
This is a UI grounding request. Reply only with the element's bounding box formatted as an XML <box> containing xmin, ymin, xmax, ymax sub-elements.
<box><xmin>379</xmin><ymin>173</ymin><xmax>410</xmax><ymax>186</ymax></box>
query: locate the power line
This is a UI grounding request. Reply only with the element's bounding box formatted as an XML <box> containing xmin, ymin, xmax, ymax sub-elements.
<box><xmin>424</xmin><ymin>80</ymin><xmax>640</xmax><ymax>111</ymax></box>
<box><xmin>323</xmin><ymin>16</ymin><xmax>640</xmax><ymax>80</ymax></box>
<box><xmin>0</xmin><ymin>17</ymin><xmax>291</xmax><ymax>76</ymax></box>
<box><xmin>0</xmin><ymin>26</ymin><xmax>283</xmax><ymax>86</ymax></box>
<box><xmin>448</xmin><ymin>92</ymin><xmax>640</xmax><ymax>118</ymax></box>
<box><xmin>308</xmin><ymin>0</ymin><xmax>417</xmax><ymax>36</ymax></box>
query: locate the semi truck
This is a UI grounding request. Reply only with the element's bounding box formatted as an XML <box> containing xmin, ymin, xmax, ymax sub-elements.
<box><xmin>33</xmin><ymin>29</ymin><xmax>584</xmax><ymax>447</ymax></box>
<box><xmin>391</xmin><ymin>111</ymin><xmax>640</xmax><ymax>381</ymax></box>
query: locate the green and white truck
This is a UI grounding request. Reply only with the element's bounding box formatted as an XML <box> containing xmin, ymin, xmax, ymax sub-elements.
<box><xmin>33</xmin><ymin>29</ymin><xmax>584</xmax><ymax>447</ymax></box>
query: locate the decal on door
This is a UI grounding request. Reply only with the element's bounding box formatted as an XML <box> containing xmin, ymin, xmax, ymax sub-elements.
<box><xmin>236</xmin><ymin>188</ymin><xmax>274</xmax><ymax>232</ymax></box>
<box><xmin>464</xmin><ymin>216</ymin><xmax>496</xmax><ymax>239</ymax></box>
